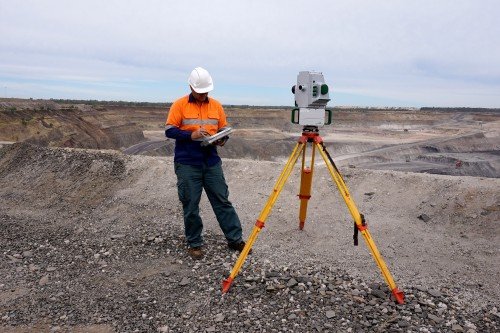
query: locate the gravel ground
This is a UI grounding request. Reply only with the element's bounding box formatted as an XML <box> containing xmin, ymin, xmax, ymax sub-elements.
<box><xmin>1</xmin><ymin>143</ymin><xmax>499</xmax><ymax>332</ymax></box>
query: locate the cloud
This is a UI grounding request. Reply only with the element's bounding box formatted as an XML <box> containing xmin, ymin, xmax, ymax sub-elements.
<box><xmin>1</xmin><ymin>0</ymin><xmax>499</xmax><ymax>106</ymax></box>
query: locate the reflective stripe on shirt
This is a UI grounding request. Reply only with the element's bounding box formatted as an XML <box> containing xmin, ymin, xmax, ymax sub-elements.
<box><xmin>181</xmin><ymin>119</ymin><xmax>219</xmax><ymax>126</ymax></box>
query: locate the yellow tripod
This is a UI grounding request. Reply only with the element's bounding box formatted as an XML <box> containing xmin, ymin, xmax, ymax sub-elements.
<box><xmin>222</xmin><ymin>126</ymin><xmax>405</xmax><ymax>304</ymax></box>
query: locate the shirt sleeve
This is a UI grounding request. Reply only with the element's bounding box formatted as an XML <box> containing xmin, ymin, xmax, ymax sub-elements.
<box><xmin>166</xmin><ymin>102</ymin><xmax>182</xmax><ymax>128</ymax></box>
<box><xmin>165</xmin><ymin>127</ymin><xmax>191</xmax><ymax>140</ymax></box>
<box><xmin>165</xmin><ymin>100</ymin><xmax>192</xmax><ymax>140</ymax></box>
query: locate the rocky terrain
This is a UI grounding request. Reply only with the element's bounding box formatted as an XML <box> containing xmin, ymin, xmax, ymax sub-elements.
<box><xmin>0</xmin><ymin>99</ymin><xmax>499</xmax><ymax>332</ymax></box>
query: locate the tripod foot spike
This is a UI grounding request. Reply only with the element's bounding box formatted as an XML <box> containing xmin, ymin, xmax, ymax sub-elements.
<box><xmin>299</xmin><ymin>221</ymin><xmax>305</xmax><ymax>230</ymax></box>
<box><xmin>391</xmin><ymin>288</ymin><xmax>405</xmax><ymax>304</ymax></box>
<box><xmin>222</xmin><ymin>277</ymin><xmax>234</xmax><ymax>293</ymax></box>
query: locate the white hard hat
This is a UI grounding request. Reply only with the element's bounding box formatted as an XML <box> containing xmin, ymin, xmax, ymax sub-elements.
<box><xmin>188</xmin><ymin>67</ymin><xmax>214</xmax><ymax>93</ymax></box>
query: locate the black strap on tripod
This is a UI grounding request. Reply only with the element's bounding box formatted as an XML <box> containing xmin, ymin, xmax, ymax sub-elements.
<box><xmin>318</xmin><ymin>142</ymin><xmax>367</xmax><ymax>246</ymax></box>
<box><xmin>353</xmin><ymin>213</ymin><xmax>366</xmax><ymax>246</ymax></box>
<box><xmin>319</xmin><ymin>142</ymin><xmax>343</xmax><ymax>179</ymax></box>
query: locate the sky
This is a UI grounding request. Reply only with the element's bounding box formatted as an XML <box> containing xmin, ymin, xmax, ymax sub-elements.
<box><xmin>1</xmin><ymin>0</ymin><xmax>499</xmax><ymax>107</ymax></box>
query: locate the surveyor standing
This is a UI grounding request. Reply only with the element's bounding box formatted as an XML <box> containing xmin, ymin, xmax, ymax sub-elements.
<box><xmin>165</xmin><ymin>67</ymin><xmax>246</xmax><ymax>259</ymax></box>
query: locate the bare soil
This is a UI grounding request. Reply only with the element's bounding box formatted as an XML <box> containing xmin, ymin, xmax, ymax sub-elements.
<box><xmin>0</xmin><ymin>99</ymin><xmax>499</xmax><ymax>332</ymax></box>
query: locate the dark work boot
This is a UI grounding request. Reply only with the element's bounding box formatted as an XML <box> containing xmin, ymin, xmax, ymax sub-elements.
<box><xmin>188</xmin><ymin>246</ymin><xmax>204</xmax><ymax>260</ymax></box>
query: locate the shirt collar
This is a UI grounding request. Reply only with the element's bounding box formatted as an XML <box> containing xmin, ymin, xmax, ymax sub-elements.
<box><xmin>188</xmin><ymin>93</ymin><xmax>210</xmax><ymax>104</ymax></box>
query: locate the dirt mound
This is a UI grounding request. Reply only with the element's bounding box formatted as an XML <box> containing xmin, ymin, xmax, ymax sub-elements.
<box><xmin>1</xmin><ymin>143</ymin><xmax>499</xmax><ymax>331</ymax></box>
<box><xmin>0</xmin><ymin>100</ymin><xmax>146</xmax><ymax>150</ymax></box>
<box><xmin>0</xmin><ymin>143</ymin><xmax>129</xmax><ymax>215</ymax></box>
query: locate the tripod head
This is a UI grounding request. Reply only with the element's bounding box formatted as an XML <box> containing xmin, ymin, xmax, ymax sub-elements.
<box><xmin>291</xmin><ymin>71</ymin><xmax>332</xmax><ymax>126</ymax></box>
<box><xmin>302</xmin><ymin>125</ymin><xmax>319</xmax><ymax>133</ymax></box>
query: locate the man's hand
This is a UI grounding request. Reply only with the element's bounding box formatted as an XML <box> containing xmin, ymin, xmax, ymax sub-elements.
<box><xmin>191</xmin><ymin>129</ymin><xmax>209</xmax><ymax>140</ymax></box>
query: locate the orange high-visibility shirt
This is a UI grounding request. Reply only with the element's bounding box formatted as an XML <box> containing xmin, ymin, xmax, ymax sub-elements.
<box><xmin>166</xmin><ymin>95</ymin><xmax>227</xmax><ymax>136</ymax></box>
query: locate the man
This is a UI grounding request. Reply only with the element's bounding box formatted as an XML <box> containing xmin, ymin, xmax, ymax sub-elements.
<box><xmin>165</xmin><ymin>67</ymin><xmax>246</xmax><ymax>260</ymax></box>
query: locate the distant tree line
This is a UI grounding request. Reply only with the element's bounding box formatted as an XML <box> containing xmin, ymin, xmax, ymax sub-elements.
<box><xmin>50</xmin><ymin>99</ymin><xmax>172</xmax><ymax>108</ymax></box>
<box><xmin>46</xmin><ymin>99</ymin><xmax>499</xmax><ymax>112</ymax></box>
<box><xmin>48</xmin><ymin>99</ymin><xmax>294</xmax><ymax>109</ymax></box>
<box><xmin>224</xmin><ymin>104</ymin><xmax>291</xmax><ymax>109</ymax></box>
<box><xmin>420</xmin><ymin>107</ymin><xmax>500</xmax><ymax>113</ymax></box>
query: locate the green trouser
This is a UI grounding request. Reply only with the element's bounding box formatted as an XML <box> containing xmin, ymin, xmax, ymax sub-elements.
<box><xmin>174</xmin><ymin>161</ymin><xmax>243</xmax><ymax>248</ymax></box>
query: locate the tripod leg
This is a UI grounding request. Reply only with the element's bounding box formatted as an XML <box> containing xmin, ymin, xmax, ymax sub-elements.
<box><xmin>222</xmin><ymin>142</ymin><xmax>305</xmax><ymax>293</ymax></box>
<box><xmin>298</xmin><ymin>142</ymin><xmax>316</xmax><ymax>230</ymax></box>
<box><xmin>315</xmin><ymin>142</ymin><xmax>405</xmax><ymax>304</ymax></box>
